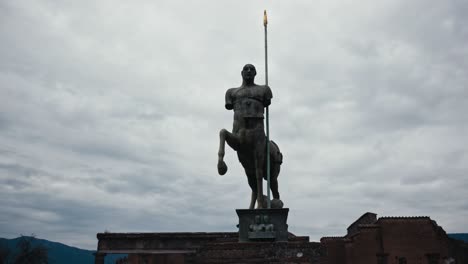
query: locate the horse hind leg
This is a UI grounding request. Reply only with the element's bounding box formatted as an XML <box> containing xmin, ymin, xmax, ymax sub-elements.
<box><xmin>269</xmin><ymin>141</ymin><xmax>282</xmax><ymax>199</ymax></box>
<box><xmin>269</xmin><ymin>140</ymin><xmax>283</xmax><ymax>208</ymax></box>
<box><xmin>270</xmin><ymin>176</ymin><xmax>280</xmax><ymax>200</ymax></box>
<box><xmin>270</xmin><ymin>162</ymin><xmax>281</xmax><ymax>199</ymax></box>
<box><xmin>269</xmin><ymin>164</ymin><xmax>284</xmax><ymax>208</ymax></box>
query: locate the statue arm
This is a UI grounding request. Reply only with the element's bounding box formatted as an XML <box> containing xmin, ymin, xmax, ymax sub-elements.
<box><xmin>225</xmin><ymin>88</ymin><xmax>235</xmax><ymax>110</ymax></box>
<box><xmin>263</xmin><ymin>85</ymin><xmax>273</xmax><ymax>107</ymax></box>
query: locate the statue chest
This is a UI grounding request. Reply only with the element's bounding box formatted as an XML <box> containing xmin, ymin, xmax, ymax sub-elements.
<box><xmin>232</xmin><ymin>87</ymin><xmax>266</xmax><ymax>118</ymax></box>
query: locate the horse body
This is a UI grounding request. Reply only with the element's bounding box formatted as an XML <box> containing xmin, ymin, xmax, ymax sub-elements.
<box><xmin>218</xmin><ymin>119</ymin><xmax>282</xmax><ymax>209</ymax></box>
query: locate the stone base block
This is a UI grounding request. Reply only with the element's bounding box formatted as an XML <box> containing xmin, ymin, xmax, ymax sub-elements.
<box><xmin>236</xmin><ymin>208</ymin><xmax>289</xmax><ymax>242</ymax></box>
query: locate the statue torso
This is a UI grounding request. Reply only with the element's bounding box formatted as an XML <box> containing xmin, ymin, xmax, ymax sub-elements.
<box><xmin>225</xmin><ymin>84</ymin><xmax>272</xmax><ymax>133</ymax></box>
<box><xmin>232</xmin><ymin>86</ymin><xmax>267</xmax><ymax>118</ymax></box>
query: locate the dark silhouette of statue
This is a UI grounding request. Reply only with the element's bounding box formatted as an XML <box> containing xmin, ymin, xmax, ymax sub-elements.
<box><xmin>217</xmin><ymin>64</ymin><xmax>283</xmax><ymax>209</ymax></box>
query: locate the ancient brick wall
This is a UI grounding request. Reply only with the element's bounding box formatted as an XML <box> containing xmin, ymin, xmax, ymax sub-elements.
<box><xmin>346</xmin><ymin>212</ymin><xmax>377</xmax><ymax>237</ymax></box>
<box><xmin>195</xmin><ymin>241</ymin><xmax>322</xmax><ymax>264</ymax></box>
<box><xmin>320</xmin><ymin>238</ymin><xmax>346</xmax><ymax>264</ymax></box>
<box><xmin>345</xmin><ymin>226</ymin><xmax>381</xmax><ymax>264</ymax></box>
<box><xmin>320</xmin><ymin>214</ymin><xmax>468</xmax><ymax>264</ymax></box>
<box><xmin>379</xmin><ymin>218</ymin><xmax>450</xmax><ymax>264</ymax></box>
<box><xmin>128</xmin><ymin>253</ymin><xmax>187</xmax><ymax>264</ymax></box>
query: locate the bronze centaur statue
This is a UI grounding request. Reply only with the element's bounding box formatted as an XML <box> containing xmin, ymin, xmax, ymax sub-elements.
<box><xmin>217</xmin><ymin>64</ymin><xmax>283</xmax><ymax>209</ymax></box>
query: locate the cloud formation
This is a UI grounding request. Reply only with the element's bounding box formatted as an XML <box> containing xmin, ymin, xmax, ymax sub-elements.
<box><xmin>1</xmin><ymin>0</ymin><xmax>467</xmax><ymax>249</ymax></box>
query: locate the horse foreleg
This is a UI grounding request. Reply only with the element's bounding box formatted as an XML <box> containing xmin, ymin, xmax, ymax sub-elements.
<box><xmin>254</xmin><ymin>157</ymin><xmax>265</xmax><ymax>209</ymax></box>
<box><xmin>249</xmin><ymin>192</ymin><xmax>256</xmax><ymax>209</ymax></box>
<box><xmin>218</xmin><ymin>129</ymin><xmax>229</xmax><ymax>175</ymax></box>
<box><xmin>245</xmin><ymin>170</ymin><xmax>258</xmax><ymax>209</ymax></box>
<box><xmin>218</xmin><ymin>129</ymin><xmax>240</xmax><ymax>175</ymax></box>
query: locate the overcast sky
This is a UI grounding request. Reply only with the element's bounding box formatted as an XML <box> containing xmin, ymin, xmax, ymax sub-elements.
<box><xmin>1</xmin><ymin>0</ymin><xmax>467</xmax><ymax>250</ymax></box>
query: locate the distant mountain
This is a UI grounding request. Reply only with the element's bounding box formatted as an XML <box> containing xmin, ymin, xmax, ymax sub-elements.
<box><xmin>0</xmin><ymin>236</ymin><xmax>125</xmax><ymax>264</ymax></box>
<box><xmin>448</xmin><ymin>233</ymin><xmax>468</xmax><ymax>243</ymax></box>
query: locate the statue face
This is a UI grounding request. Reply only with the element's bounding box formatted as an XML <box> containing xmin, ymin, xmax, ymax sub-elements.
<box><xmin>241</xmin><ymin>64</ymin><xmax>256</xmax><ymax>82</ymax></box>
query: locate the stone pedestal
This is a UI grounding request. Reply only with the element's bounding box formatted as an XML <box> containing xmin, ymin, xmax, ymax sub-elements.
<box><xmin>236</xmin><ymin>208</ymin><xmax>289</xmax><ymax>242</ymax></box>
<box><xmin>95</xmin><ymin>231</ymin><xmax>322</xmax><ymax>263</ymax></box>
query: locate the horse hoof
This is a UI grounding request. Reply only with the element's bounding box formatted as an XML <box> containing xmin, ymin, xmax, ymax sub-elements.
<box><xmin>271</xmin><ymin>199</ymin><xmax>284</xmax><ymax>209</ymax></box>
<box><xmin>217</xmin><ymin>161</ymin><xmax>228</xmax><ymax>175</ymax></box>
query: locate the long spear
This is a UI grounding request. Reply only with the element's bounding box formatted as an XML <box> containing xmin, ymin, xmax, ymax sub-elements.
<box><xmin>264</xmin><ymin>10</ymin><xmax>271</xmax><ymax>209</ymax></box>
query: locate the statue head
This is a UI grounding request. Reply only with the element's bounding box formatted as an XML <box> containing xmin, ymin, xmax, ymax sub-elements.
<box><xmin>241</xmin><ymin>64</ymin><xmax>256</xmax><ymax>83</ymax></box>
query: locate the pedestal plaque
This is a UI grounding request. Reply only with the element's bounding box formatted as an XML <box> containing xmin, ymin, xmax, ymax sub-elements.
<box><xmin>236</xmin><ymin>208</ymin><xmax>289</xmax><ymax>242</ymax></box>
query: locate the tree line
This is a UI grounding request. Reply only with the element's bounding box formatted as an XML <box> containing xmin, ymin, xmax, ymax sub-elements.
<box><xmin>0</xmin><ymin>236</ymin><xmax>48</xmax><ymax>264</ymax></box>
